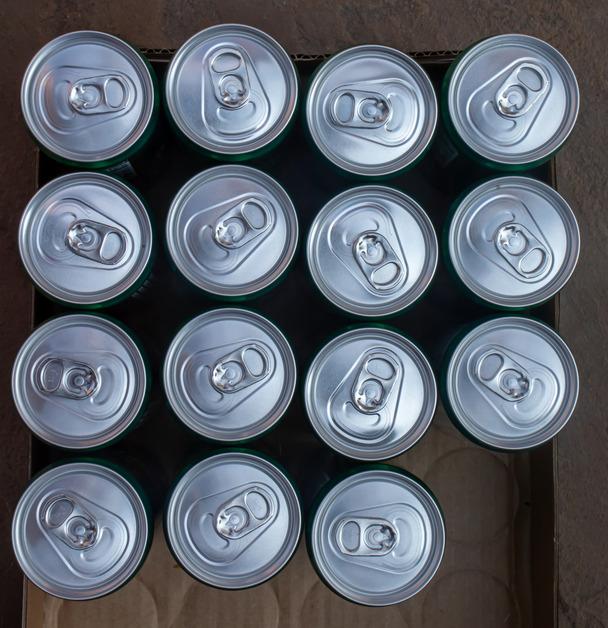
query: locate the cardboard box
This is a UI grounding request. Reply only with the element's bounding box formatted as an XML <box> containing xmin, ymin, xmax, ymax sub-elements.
<box><xmin>24</xmin><ymin>51</ymin><xmax>557</xmax><ymax>627</ymax></box>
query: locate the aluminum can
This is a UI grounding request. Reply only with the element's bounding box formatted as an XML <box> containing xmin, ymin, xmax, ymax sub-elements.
<box><xmin>166</xmin><ymin>165</ymin><xmax>298</xmax><ymax>297</ymax></box>
<box><xmin>21</xmin><ymin>31</ymin><xmax>158</xmax><ymax>168</ymax></box>
<box><xmin>163</xmin><ymin>308</ymin><xmax>296</xmax><ymax>441</ymax></box>
<box><xmin>19</xmin><ymin>172</ymin><xmax>154</xmax><ymax>308</ymax></box>
<box><xmin>12</xmin><ymin>314</ymin><xmax>149</xmax><ymax>449</ymax></box>
<box><xmin>165</xmin><ymin>450</ymin><xmax>301</xmax><ymax>588</ymax></box>
<box><xmin>446</xmin><ymin>176</ymin><xmax>579</xmax><ymax>308</ymax></box>
<box><xmin>306</xmin><ymin>45</ymin><xmax>437</xmax><ymax>176</ymax></box>
<box><xmin>307</xmin><ymin>186</ymin><xmax>437</xmax><ymax>317</ymax></box>
<box><xmin>165</xmin><ymin>24</ymin><xmax>298</xmax><ymax>159</ymax></box>
<box><xmin>442</xmin><ymin>316</ymin><xmax>579</xmax><ymax>450</ymax></box>
<box><xmin>443</xmin><ymin>34</ymin><xmax>579</xmax><ymax>169</ymax></box>
<box><xmin>305</xmin><ymin>328</ymin><xmax>436</xmax><ymax>460</ymax></box>
<box><xmin>308</xmin><ymin>466</ymin><xmax>445</xmax><ymax>605</ymax></box>
<box><xmin>12</xmin><ymin>460</ymin><xmax>152</xmax><ymax>600</ymax></box>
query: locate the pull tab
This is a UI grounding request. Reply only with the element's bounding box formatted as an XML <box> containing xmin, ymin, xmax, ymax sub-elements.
<box><xmin>215</xmin><ymin>486</ymin><xmax>275</xmax><ymax>540</ymax></box>
<box><xmin>353</xmin><ymin>231</ymin><xmax>407</xmax><ymax>293</ymax></box>
<box><xmin>336</xmin><ymin>517</ymin><xmax>398</xmax><ymax>556</ymax></box>
<box><xmin>210</xmin><ymin>343</ymin><xmax>270</xmax><ymax>394</ymax></box>
<box><xmin>66</xmin><ymin>219</ymin><xmax>127</xmax><ymax>265</ymax></box>
<box><xmin>476</xmin><ymin>348</ymin><xmax>531</xmax><ymax>401</ymax></box>
<box><xmin>209</xmin><ymin>48</ymin><xmax>251</xmax><ymax>108</ymax></box>
<box><xmin>351</xmin><ymin>350</ymin><xmax>400</xmax><ymax>414</ymax></box>
<box><xmin>494</xmin><ymin>62</ymin><xmax>550</xmax><ymax>118</ymax></box>
<box><xmin>40</xmin><ymin>494</ymin><xmax>98</xmax><ymax>550</ymax></box>
<box><xmin>213</xmin><ymin>198</ymin><xmax>272</xmax><ymax>249</ymax></box>
<box><xmin>328</xmin><ymin>89</ymin><xmax>391</xmax><ymax>129</ymax></box>
<box><xmin>36</xmin><ymin>358</ymin><xmax>98</xmax><ymax>399</ymax></box>
<box><xmin>69</xmin><ymin>75</ymin><xmax>131</xmax><ymax>115</ymax></box>
<box><xmin>494</xmin><ymin>222</ymin><xmax>552</xmax><ymax>279</ymax></box>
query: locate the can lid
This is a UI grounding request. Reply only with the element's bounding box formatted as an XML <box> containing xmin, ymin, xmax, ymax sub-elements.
<box><xmin>166</xmin><ymin>166</ymin><xmax>298</xmax><ymax>296</ymax></box>
<box><xmin>165</xmin><ymin>451</ymin><xmax>301</xmax><ymax>588</ymax></box>
<box><xmin>307</xmin><ymin>186</ymin><xmax>437</xmax><ymax>317</ymax></box>
<box><xmin>448</xmin><ymin>176</ymin><xmax>579</xmax><ymax>308</ymax></box>
<box><xmin>163</xmin><ymin>309</ymin><xmax>296</xmax><ymax>441</ymax></box>
<box><xmin>21</xmin><ymin>31</ymin><xmax>156</xmax><ymax>164</ymax></box>
<box><xmin>310</xmin><ymin>467</ymin><xmax>445</xmax><ymax>605</ymax></box>
<box><xmin>19</xmin><ymin>173</ymin><xmax>153</xmax><ymax>306</ymax></box>
<box><xmin>445</xmin><ymin>316</ymin><xmax>579</xmax><ymax>449</ymax></box>
<box><xmin>12</xmin><ymin>315</ymin><xmax>148</xmax><ymax>449</ymax></box>
<box><xmin>305</xmin><ymin>328</ymin><xmax>436</xmax><ymax>460</ymax></box>
<box><xmin>306</xmin><ymin>45</ymin><xmax>437</xmax><ymax>176</ymax></box>
<box><xmin>12</xmin><ymin>461</ymin><xmax>149</xmax><ymax>600</ymax></box>
<box><xmin>165</xmin><ymin>24</ymin><xmax>298</xmax><ymax>155</ymax></box>
<box><xmin>446</xmin><ymin>34</ymin><xmax>579</xmax><ymax>165</ymax></box>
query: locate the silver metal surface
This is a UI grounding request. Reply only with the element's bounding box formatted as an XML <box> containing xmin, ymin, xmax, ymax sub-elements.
<box><xmin>163</xmin><ymin>308</ymin><xmax>296</xmax><ymax>441</ymax></box>
<box><xmin>19</xmin><ymin>173</ymin><xmax>153</xmax><ymax>306</ymax></box>
<box><xmin>445</xmin><ymin>316</ymin><xmax>579</xmax><ymax>449</ymax></box>
<box><xmin>307</xmin><ymin>186</ymin><xmax>437</xmax><ymax>317</ymax></box>
<box><xmin>166</xmin><ymin>166</ymin><xmax>298</xmax><ymax>296</ymax></box>
<box><xmin>165</xmin><ymin>24</ymin><xmax>298</xmax><ymax>155</ymax></box>
<box><xmin>305</xmin><ymin>328</ymin><xmax>437</xmax><ymax>460</ymax></box>
<box><xmin>21</xmin><ymin>31</ymin><xmax>156</xmax><ymax>163</ymax></box>
<box><xmin>12</xmin><ymin>461</ymin><xmax>150</xmax><ymax>600</ymax></box>
<box><xmin>448</xmin><ymin>176</ymin><xmax>579</xmax><ymax>308</ymax></box>
<box><xmin>306</xmin><ymin>45</ymin><xmax>437</xmax><ymax>176</ymax></box>
<box><xmin>12</xmin><ymin>315</ymin><xmax>148</xmax><ymax>449</ymax></box>
<box><xmin>446</xmin><ymin>34</ymin><xmax>579</xmax><ymax>165</ymax></box>
<box><xmin>165</xmin><ymin>451</ymin><xmax>301</xmax><ymax>588</ymax></box>
<box><xmin>309</xmin><ymin>467</ymin><xmax>445</xmax><ymax>605</ymax></box>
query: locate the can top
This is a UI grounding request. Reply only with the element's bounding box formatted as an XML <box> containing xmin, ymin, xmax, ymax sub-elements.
<box><xmin>166</xmin><ymin>166</ymin><xmax>298</xmax><ymax>296</ymax></box>
<box><xmin>306</xmin><ymin>45</ymin><xmax>437</xmax><ymax>176</ymax></box>
<box><xmin>19</xmin><ymin>173</ymin><xmax>153</xmax><ymax>306</ymax></box>
<box><xmin>12</xmin><ymin>314</ymin><xmax>148</xmax><ymax>449</ymax></box>
<box><xmin>448</xmin><ymin>176</ymin><xmax>579</xmax><ymax>308</ymax></box>
<box><xmin>21</xmin><ymin>31</ymin><xmax>156</xmax><ymax>164</ymax></box>
<box><xmin>307</xmin><ymin>186</ymin><xmax>437</xmax><ymax>317</ymax></box>
<box><xmin>446</xmin><ymin>34</ymin><xmax>579</xmax><ymax>165</ymax></box>
<box><xmin>165</xmin><ymin>24</ymin><xmax>298</xmax><ymax>154</ymax></box>
<box><xmin>310</xmin><ymin>468</ymin><xmax>445</xmax><ymax>606</ymax></box>
<box><xmin>163</xmin><ymin>309</ymin><xmax>296</xmax><ymax>441</ymax></box>
<box><xmin>445</xmin><ymin>316</ymin><xmax>578</xmax><ymax>449</ymax></box>
<box><xmin>12</xmin><ymin>461</ymin><xmax>149</xmax><ymax>600</ymax></box>
<box><xmin>305</xmin><ymin>328</ymin><xmax>437</xmax><ymax>460</ymax></box>
<box><xmin>165</xmin><ymin>451</ymin><xmax>301</xmax><ymax>588</ymax></box>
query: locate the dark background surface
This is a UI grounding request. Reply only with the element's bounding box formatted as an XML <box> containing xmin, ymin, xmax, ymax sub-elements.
<box><xmin>1</xmin><ymin>2</ymin><xmax>607</xmax><ymax>627</ymax></box>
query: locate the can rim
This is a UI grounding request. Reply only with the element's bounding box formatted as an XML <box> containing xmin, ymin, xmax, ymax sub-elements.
<box><xmin>304</xmin><ymin>327</ymin><xmax>437</xmax><ymax>460</ymax></box>
<box><xmin>21</xmin><ymin>31</ymin><xmax>156</xmax><ymax>163</ymax></box>
<box><xmin>11</xmin><ymin>314</ymin><xmax>148</xmax><ymax>449</ymax></box>
<box><xmin>165</xmin><ymin>450</ymin><xmax>302</xmax><ymax>588</ymax></box>
<box><xmin>306</xmin><ymin>185</ymin><xmax>438</xmax><ymax>317</ymax></box>
<box><xmin>447</xmin><ymin>176</ymin><xmax>580</xmax><ymax>308</ymax></box>
<box><xmin>305</xmin><ymin>44</ymin><xmax>438</xmax><ymax>176</ymax></box>
<box><xmin>12</xmin><ymin>461</ymin><xmax>150</xmax><ymax>600</ymax></box>
<box><xmin>445</xmin><ymin>315</ymin><xmax>579</xmax><ymax>449</ymax></box>
<box><xmin>166</xmin><ymin>165</ymin><xmax>298</xmax><ymax>296</ymax></box>
<box><xmin>446</xmin><ymin>34</ymin><xmax>580</xmax><ymax>165</ymax></box>
<box><xmin>163</xmin><ymin>308</ymin><xmax>297</xmax><ymax>440</ymax></box>
<box><xmin>165</xmin><ymin>24</ymin><xmax>298</xmax><ymax>155</ymax></box>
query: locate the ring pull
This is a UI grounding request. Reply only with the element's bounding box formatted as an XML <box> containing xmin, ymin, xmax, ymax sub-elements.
<box><xmin>215</xmin><ymin>485</ymin><xmax>275</xmax><ymax>540</ymax></box>
<box><xmin>336</xmin><ymin>517</ymin><xmax>398</xmax><ymax>556</ymax></box>
<box><xmin>494</xmin><ymin>62</ymin><xmax>551</xmax><ymax>118</ymax></box>
<box><xmin>40</xmin><ymin>494</ymin><xmax>98</xmax><ymax>550</ymax></box>
<box><xmin>328</xmin><ymin>88</ymin><xmax>392</xmax><ymax>129</ymax></box>
<box><xmin>351</xmin><ymin>350</ymin><xmax>401</xmax><ymax>414</ymax></box>
<box><xmin>69</xmin><ymin>75</ymin><xmax>131</xmax><ymax>115</ymax></box>
<box><xmin>213</xmin><ymin>198</ymin><xmax>272</xmax><ymax>249</ymax></box>
<box><xmin>36</xmin><ymin>357</ymin><xmax>98</xmax><ymax>399</ymax></box>
<box><xmin>66</xmin><ymin>219</ymin><xmax>127</xmax><ymax>265</ymax></box>
<box><xmin>475</xmin><ymin>348</ymin><xmax>531</xmax><ymax>401</ymax></box>
<box><xmin>353</xmin><ymin>231</ymin><xmax>407</xmax><ymax>293</ymax></box>
<box><xmin>494</xmin><ymin>221</ymin><xmax>552</xmax><ymax>279</ymax></box>
<box><xmin>209</xmin><ymin>47</ymin><xmax>252</xmax><ymax>109</ymax></box>
<box><xmin>210</xmin><ymin>343</ymin><xmax>271</xmax><ymax>394</ymax></box>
